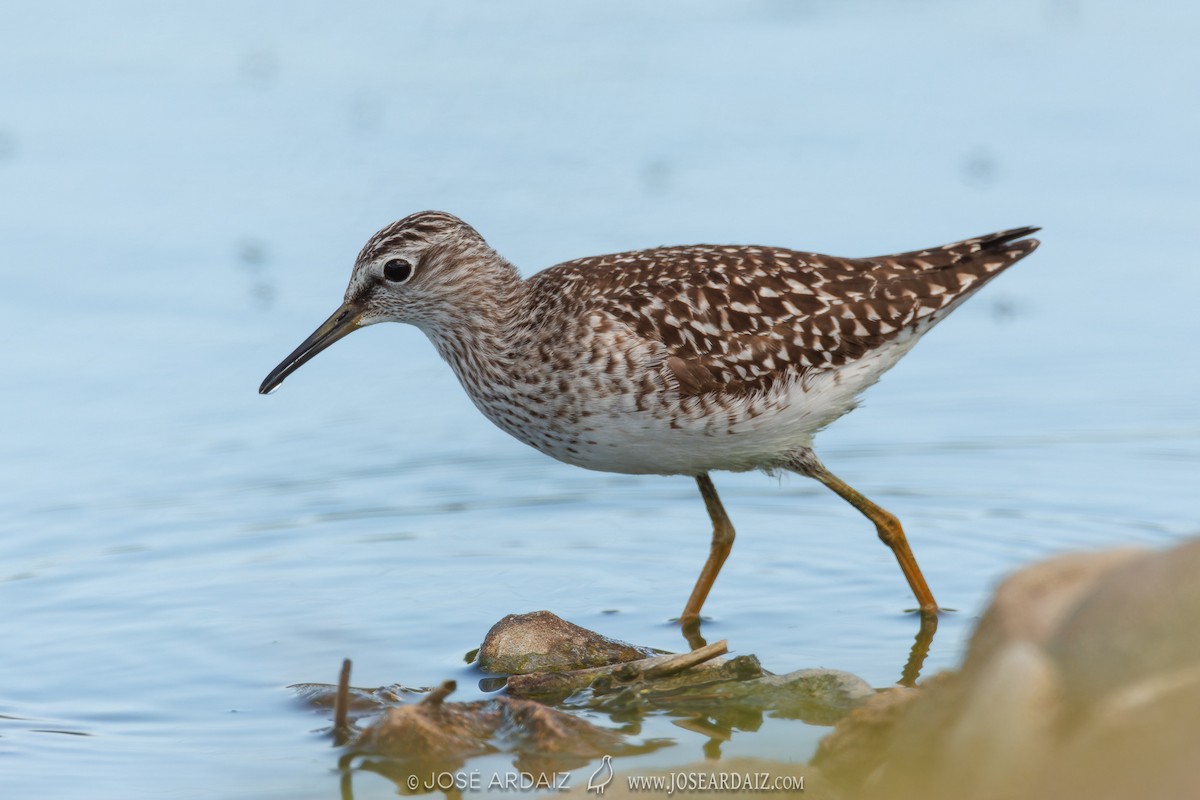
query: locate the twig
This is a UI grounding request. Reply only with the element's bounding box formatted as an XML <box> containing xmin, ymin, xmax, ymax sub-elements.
<box><xmin>640</xmin><ymin>640</ymin><xmax>728</xmax><ymax>680</ymax></box>
<box><xmin>333</xmin><ymin>658</ymin><xmax>352</xmax><ymax>745</ymax></box>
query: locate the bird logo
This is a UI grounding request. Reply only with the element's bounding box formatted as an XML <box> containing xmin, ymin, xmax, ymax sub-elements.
<box><xmin>587</xmin><ymin>754</ymin><xmax>614</xmax><ymax>794</ymax></box>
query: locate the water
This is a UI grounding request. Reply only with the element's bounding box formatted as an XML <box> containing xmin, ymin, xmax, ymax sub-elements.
<box><xmin>2</xmin><ymin>1</ymin><xmax>1198</xmax><ymax>797</ymax></box>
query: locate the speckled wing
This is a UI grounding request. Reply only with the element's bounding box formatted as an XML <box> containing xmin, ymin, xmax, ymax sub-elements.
<box><xmin>538</xmin><ymin>227</ymin><xmax>1040</xmax><ymax>398</ymax></box>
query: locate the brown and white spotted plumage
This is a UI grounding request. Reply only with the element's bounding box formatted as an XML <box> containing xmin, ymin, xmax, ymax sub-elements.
<box><xmin>261</xmin><ymin>211</ymin><xmax>1041</xmax><ymax>631</ymax></box>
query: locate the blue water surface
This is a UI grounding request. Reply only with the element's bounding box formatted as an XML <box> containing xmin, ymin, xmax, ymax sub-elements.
<box><xmin>1</xmin><ymin>2</ymin><xmax>1198</xmax><ymax>798</ymax></box>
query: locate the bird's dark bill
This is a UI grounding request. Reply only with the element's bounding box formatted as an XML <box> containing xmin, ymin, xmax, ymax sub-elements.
<box><xmin>259</xmin><ymin>302</ymin><xmax>363</xmax><ymax>394</ymax></box>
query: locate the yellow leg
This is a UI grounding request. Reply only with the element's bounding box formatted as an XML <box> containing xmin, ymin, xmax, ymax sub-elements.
<box><xmin>791</xmin><ymin>451</ymin><xmax>939</xmax><ymax>616</ymax></box>
<box><xmin>679</xmin><ymin>473</ymin><xmax>736</xmax><ymax>627</ymax></box>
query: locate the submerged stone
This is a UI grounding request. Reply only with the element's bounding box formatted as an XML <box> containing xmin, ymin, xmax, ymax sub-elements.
<box><xmin>587</xmin><ymin>663</ymin><xmax>873</xmax><ymax>725</ymax></box>
<box><xmin>352</xmin><ymin>681</ymin><xmax>666</xmax><ymax>781</ymax></box>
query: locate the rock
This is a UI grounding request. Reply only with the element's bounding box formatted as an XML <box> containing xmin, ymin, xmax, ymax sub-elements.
<box><xmin>290</xmin><ymin>680</ymin><xmax>427</xmax><ymax>715</ymax></box>
<box><xmin>939</xmin><ymin>642</ymin><xmax>1060</xmax><ymax>797</ymax></box>
<box><xmin>303</xmin><ymin>614</ymin><xmax>888</xmax><ymax>798</ymax></box>
<box><xmin>355</xmin><ymin>682</ymin><xmax>496</xmax><ymax>763</ymax></box>
<box><xmin>485</xmin><ymin>614</ymin><xmax>873</xmax><ymax>726</ymax></box>
<box><xmin>578</xmin><ymin>661</ymin><xmax>874</xmax><ymax>727</ymax></box>
<box><xmin>1047</xmin><ymin>537</ymin><xmax>1200</xmax><ymax>719</ymax></box>
<box><xmin>353</xmin><ymin>680</ymin><xmax>666</xmax><ymax>781</ymax></box>
<box><xmin>814</xmin><ymin>685</ymin><xmax>919</xmax><ymax>790</ymax></box>
<box><xmin>963</xmin><ymin>547</ymin><xmax>1145</xmax><ymax>673</ymax></box>
<box><xmin>757</xmin><ymin>669</ymin><xmax>876</xmax><ymax>719</ymax></box>
<box><xmin>1040</xmin><ymin>661</ymin><xmax>1200</xmax><ymax>800</ymax></box>
<box><xmin>477</xmin><ymin>611</ymin><xmax>659</xmax><ymax>674</ymax></box>
<box><xmin>811</xmin><ymin>536</ymin><xmax>1200</xmax><ymax>800</ymax></box>
<box><xmin>506</xmin><ymin>642</ymin><xmax>746</xmax><ymax>701</ymax></box>
<box><xmin>657</xmin><ymin>667</ymin><xmax>875</xmax><ymax>725</ymax></box>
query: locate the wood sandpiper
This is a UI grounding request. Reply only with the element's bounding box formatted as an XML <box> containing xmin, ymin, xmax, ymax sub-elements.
<box><xmin>261</xmin><ymin>212</ymin><xmax>1040</xmax><ymax>634</ymax></box>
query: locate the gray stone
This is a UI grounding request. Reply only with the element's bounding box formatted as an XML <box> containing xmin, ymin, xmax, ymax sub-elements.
<box><xmin>477</xmin><ymin>610</ymin><xmax>658</xmax><ymax>675</ymax></box>
<box><xmin>612</xmin><ymin>665</ymin><xmax>874</xmax><ymax>725</ymax></box>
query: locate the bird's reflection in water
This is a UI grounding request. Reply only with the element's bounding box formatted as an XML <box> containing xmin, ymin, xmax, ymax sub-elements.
<box><xmin>682</xmin><ymin>609</ymin><xmax>940</xmax><ymax>688</ymax></box>
<box><xmin>672</xmin><ymin>705</ymin><xmax>766</xmax><ymax>760</ymax></box>
<box><xmin>899</xmin><ymin>614</ymin><xmax>939</xmax><ymax>688</ymax></box>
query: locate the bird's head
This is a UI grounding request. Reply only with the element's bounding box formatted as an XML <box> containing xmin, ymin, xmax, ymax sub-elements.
<box><xmin>259</xmin><ymin>210</ymin><xmax>500</xmax><ymax>394</ymax></box>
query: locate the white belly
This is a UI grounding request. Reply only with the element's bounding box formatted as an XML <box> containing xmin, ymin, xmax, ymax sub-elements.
<box><xmin>472</xmin><ymin>334</ymin><xmax>922</xmax><ymax>476</ymax></box>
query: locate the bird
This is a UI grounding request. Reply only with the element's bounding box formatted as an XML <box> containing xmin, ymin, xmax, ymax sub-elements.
<box><xmin>260</xmin><ymin>211</ymin><xmax>1040</xmax><ymax>630</ymax></box>
<box><xmin>587</xmin><ymin>754</ymin><xmax>614</xmax><ymax>795</ymax></box>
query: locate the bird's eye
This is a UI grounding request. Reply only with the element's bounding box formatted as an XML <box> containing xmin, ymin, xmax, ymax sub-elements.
<box><xmin>383</xmin><ymin>259</ymin><xmax>413</xmax><ymax>283</ymax></box>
